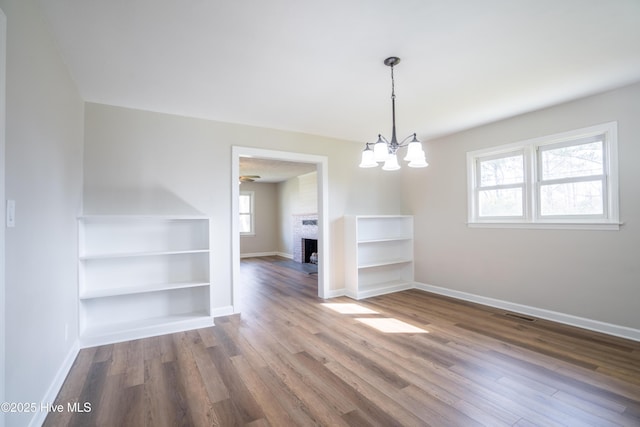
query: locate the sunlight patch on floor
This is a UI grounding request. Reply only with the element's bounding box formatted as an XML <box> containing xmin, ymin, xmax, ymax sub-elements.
<box><xmin>356</xmin><ymin>318</ymin><xmax>428</xmax><ymax>334</ymax></box>
<box><xmin>321</xmin><ymin>303</ymin><xmax>378</xmax><ymax>314</ymax></box>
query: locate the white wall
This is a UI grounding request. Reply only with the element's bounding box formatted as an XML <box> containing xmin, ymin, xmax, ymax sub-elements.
<box><xmin>295</xmin><ymin>172</ymin><xmax>318</xmax><ymax>215</ymax></box>
<box><xmin>404</xmin><ymin>81</ymin><xmax>640</xmax><ymax>332</ymax></box>
<box><xmin>83</xmin><ymin>103</ymin><xmax>404</xmax><ymax>304</ymax></box>
<box><xmin>277</xmin><ymin>178</ymin><xmax>296</xmax><ymax>257</ymax></box>
<box><xmin>239</xmin><ymin>182</ymin><xmax>279</xmax><ymax>256</ymax></box>
<box><xmin>0</xmin><ymin>0</ymin><xmax>84</xmax><ymax>425</ymax></box>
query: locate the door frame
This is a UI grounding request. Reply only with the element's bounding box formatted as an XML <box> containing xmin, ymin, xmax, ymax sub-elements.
<box><xmin>231</xmin><ymin>146</ymin><xmax>329</xmax><ymax>308</ymax></box>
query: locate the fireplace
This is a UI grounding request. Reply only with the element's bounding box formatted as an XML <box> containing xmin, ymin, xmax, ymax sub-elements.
<box><xmin>302</xmin><ymin>238</ymin><xmax>318</xmax><ymax>264</ymax></box>
<box><xmin>292</xmin><ymin>214</ymin><xmax>318</xmax><ymax>263</ymax></box>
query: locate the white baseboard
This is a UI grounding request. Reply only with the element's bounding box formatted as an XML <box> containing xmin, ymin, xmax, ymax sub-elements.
<box><xmin>414</xmin><ymin>282</ymin><xmax>640</xmax><ymax>342</ymax></box>
<box><xmin>324</xmin><ymin>288</ymin><xmax>347</xmax><ymax>299</ymax></box>
<box><xmin>353</xmin><ymin>283</ymin><xmax>414</xmax><ymax>300</ymax></box>
<box><xmin>240</xmin><ymin>251</ymin><xmax>276</xmax><ymax>258</ymax></box>
<box><xmin>211</xmin><ymin>305</ymin><xmax>235</xmax><ymax>318</ymax></box>
<box><xmin>28</xmin><ymin>340</ymin><xmax>80</xmax><ymax>427</ymax></box>
<box><xmin>239</xmin><ymin>252</ymin><xmax>293</xmax><ymax>259</ymax></box>
<box><xmin>277</xmin><ymin>252</ymin><xmax>293</xmax><ymax>259</ymax></box>
<box><xmin>313</xmin><ymin>281</ymin><xmax>640</xmax><ymax>341</ymax></box>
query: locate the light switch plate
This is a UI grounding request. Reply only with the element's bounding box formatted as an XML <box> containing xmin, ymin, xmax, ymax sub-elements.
<box><xmin>6</xmin><ymin>199</ymin><xmax>15</xmax><ymax>227</ymax></box>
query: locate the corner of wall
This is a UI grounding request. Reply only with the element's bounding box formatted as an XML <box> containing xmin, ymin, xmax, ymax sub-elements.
<box><xmin>26</xmin><ymin>341</ymin><xmax>80</xmax><ymax>427</ymax></box>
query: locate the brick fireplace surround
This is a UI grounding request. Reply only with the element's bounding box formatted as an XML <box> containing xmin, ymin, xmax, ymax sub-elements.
<box><xmin>292</xmin><ymin>214</ymin><xmax>318</xmax><ymax>263</ymax></box>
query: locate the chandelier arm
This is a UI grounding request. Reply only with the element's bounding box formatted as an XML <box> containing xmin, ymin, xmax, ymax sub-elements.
<box><xmin>398</xmin><ymin>133</ymin><xmax>417</xmax><ymax>147</ymax></box>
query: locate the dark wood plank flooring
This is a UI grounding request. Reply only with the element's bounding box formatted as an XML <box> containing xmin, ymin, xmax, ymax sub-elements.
<box><xmin>45</xmin><ymin>256</ymin><xmax>640</xmax><ymax>426</ymax></box>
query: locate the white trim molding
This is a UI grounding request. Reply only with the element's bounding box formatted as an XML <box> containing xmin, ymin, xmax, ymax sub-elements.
<box><xmin>28</xmin><ymin>341</ymin><xmax>80</xmax><ymax>427</ymax></box>
<box><xmin>239</xmin><ymin>251</ymin><xmax>294</xmax><ymax>259</ymax></box>
<box><xmin>467</xmin><ymin>122</ymin><xmax>620</xmax><ymax>230</ymax></box>
<box><xmin>345</xmin><ymin>283</ymin><xmax>415</xmax><ymax>301</ymax></box>
<box><xmin>414</xmin><ymin>282</ymin><xmax>640</xmax><ymax>342</ymax></box>
<box><xmin>324</xmin><ymin>288</ymin><xmax>348</xmax><ymax>299</ymax></box>
<box><xmin>240</xmin><ymin>251</ymin><xmax>279</xmax><ymax>258</ymax></box>
<box><xmin>276</xmin><ymin>252</ymin><xmax>293</xmax><ymax>259</ymax></box>
<box><xmin>232</xmin><ymin>146</ymin><xmax>330</xmax><ymax>306</ymax></box>
<box><xmin>211</xmin><ymin>305</ymin><xmax>235</xmax><ymax>318</ymax></box>
<box><xmin>239</xmin><ymin>252</ymin><xmax>293</xmax><ymax>259</ymax></box>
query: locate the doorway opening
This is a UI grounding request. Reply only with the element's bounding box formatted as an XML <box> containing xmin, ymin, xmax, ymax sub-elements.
<box><xmin>231</xmin><ymin>147</ymin><xmax>329</xmax><ymax>312</ymax></box>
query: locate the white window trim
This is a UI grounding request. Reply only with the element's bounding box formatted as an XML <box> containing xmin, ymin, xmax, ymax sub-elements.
<box><xmin>474</xmin><ymin>148</ymin><xmax>528</xmax><ymax>221</ymax></box>
<box><xmin>467</xmin><ymin>122</ymin><xmax>620</xmax><ymax>230</ymax></box>
<box><xmin>239</xmin><ymin>190</ymin><xmax>255</xmax><ymax>236</ymax></box>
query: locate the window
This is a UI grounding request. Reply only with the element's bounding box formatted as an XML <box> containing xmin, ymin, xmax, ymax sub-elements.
<box><xmin>239</xmin><ymin>191</ymin><xmax>254</xmax><ymax>235</ymax></box>
<box><xmin>467</xmin><ymin>122</ymin><xmax>619</xmax><ymax>230</ymax></box>
<box><xmin>538</xmin><ymin>137</ymin><xmax>604</xmax><ymax>217</ymax></box>
<box><xmin>476</xmin><ymin>151</ymin><xmax>525</xmax><ymax>218</ymax></box>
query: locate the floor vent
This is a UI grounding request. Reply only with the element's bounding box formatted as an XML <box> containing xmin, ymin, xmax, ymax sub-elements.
<box><xmin>504</xmin><ymin>312</ymin><xmax>536</xmax><ymax>322</ymax></box>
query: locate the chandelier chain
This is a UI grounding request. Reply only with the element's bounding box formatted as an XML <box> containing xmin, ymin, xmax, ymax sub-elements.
<box><xmin>391</xmin><ymin>63</ymin><xmax>396</xmax><ymax>101</ymax></box>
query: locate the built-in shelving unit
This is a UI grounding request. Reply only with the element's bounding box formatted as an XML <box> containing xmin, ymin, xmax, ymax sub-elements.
<box><xmin>344</xmin><ymin>215</ymin><xmax>414</xmax><ymax>299</ymax></box>
<box><xmin>78</xmin><ymin>215</ymin><xmax>213</xmax><ymax>347</ymax></box>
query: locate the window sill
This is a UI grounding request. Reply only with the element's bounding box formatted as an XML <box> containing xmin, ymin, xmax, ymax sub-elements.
<box><xmin>467</xmin><ymin>222</ymin><xmax>621</xmax><ymax>231</ymax></box>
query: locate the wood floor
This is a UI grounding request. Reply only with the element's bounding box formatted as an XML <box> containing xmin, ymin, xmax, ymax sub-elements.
<box><xmin>45</xmin><ymin>256</ymin><xmax>640</xmax><ymax>426</ymax></box>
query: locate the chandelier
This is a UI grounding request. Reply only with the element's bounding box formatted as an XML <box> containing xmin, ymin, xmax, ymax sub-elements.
<box><xmin>359</xmin><ymin>57</ymin><xmax>428</xmax><ymax>170</ymax></box>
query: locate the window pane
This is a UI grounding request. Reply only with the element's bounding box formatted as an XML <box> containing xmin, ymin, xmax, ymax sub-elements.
<box><xmin>239</xmin><ymin>194</ymin><xmax>251</xmax><ymax>213</ymax></box>
<box><xmin>541</xmin><ymin>141</ymin><xmax>603</xmax><ymax>180</ymax></box>
<box><xmin>479</xmin><ymin>154</ymin><xmax>523</xmax><ymax>187</ymax></box>
<box><xmin>540</xmin><ymin>180</ymin><xmax>603</xmax><ymax>216</ymax></box>
<box><xmin>478</xmin><ymin>188</ymin><xmax>523</xmax><ymax>217</ymax></box>
<box><xmin>239</xmin><ymin>214</ymin><xmax>251</xmax><ymax>233</ymax></box>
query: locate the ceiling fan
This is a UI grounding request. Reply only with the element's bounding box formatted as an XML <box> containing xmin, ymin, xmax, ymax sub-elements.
<box><xmin>239</xmin><ymin>175</ymin><xmax>261</xmax><ymax>183</ymax></box>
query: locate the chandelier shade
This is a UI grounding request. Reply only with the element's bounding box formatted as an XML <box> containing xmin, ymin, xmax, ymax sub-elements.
<box><xmin>359</xmin><ymin>57</ymin><xmax>428</xmax><ymax>170</ymax></box>
<box><xmin>382</xmin><ymin>153</ymin><xmax>401</xmax><ymax>171</ymax></box>
<box><xmin>358</xmin><ymin>145</ymin><xmax>377</xmax><ymax>168</ymax></box>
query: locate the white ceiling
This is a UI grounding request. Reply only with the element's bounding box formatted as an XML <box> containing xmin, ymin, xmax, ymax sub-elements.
<box><xmin>37</xmin><ymin>0</ymin><xmax>640</xmax><ymax>144</ymax></box>
<box><xmin>239</xmin><ymin>157</ymin><xmax>316</xmax><ymax>183</ymax></box>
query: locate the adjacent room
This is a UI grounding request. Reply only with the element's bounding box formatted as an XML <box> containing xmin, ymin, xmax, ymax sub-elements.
<box><xmin>238</xmin><ymin>156</ymin><xmax>320</xmax><ymax>272</ymax></box>
<box><xmin>2</xmin><ymin>1</ymin><xmax>640</xmax><ymax>426</ymax></box>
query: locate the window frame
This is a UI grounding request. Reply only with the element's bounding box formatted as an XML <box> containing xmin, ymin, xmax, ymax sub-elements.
<box><xmin>535</xmin><ymin>135</ymin><xmax>607</xmax><ymax>221</ymax></box>
<box><xmin>474</xmin><ymin>149</ymin><xmax>527</xmax><ymax>222</ymax></box>
<box><xmin>239</xmin><ymin>191</ymin><xmax>255</xmax><ymax>236</ymax></box>
<box><xmin>467</xmin><ymin>122</ymin><xmax>619</xmax><ymax>230</ymax></box>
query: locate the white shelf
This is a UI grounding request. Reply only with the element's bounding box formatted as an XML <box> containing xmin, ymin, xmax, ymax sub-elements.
<box><xmin>344</xmin><ymin>215</ymin><xmax>414</xmax><ymax>300</ymax></box>
<box><xmin>80</xmin><ymin>249</ymin><xmax>209</xmax><ymax>260</ymax></box>
<box><xmin>358</xmin><ymin>258</ymin><xmax>413</xmax><ymax>269</ymax></box>
<box><xmin>78</xmin><ymin>215</ymin><xmax>213</xmax><ymax>347</ymax></box>
<box><xmin>80</xmin><ymin>311</ymin><xmax>213</xmax><ymax>348</ymax></box>
<box><xmin>79</xmin><ymin>215</ymin><xmax>209</xmax><ymax>257</ymax></box>
<box><xmin>357</xmin><ymin>237</ymin><xmax>412</xmax><ymax>244</ymax></box>
<box><xmin>79</xmin><ymin>214</ymin><xmax>210</xmax><ymax>220</ymax></box>
<box><xmin>347</xmin><ymin>279</ymin><xmax>414</xmax><ymax>300</ymax></box>
<box><xmin>80</xmin><ymin>281</ymin><xmax>210</xmax><ymax>300</ymax></box>
<box><xmin>353</xmin><ymin>215</ymin><xmax>413</xmax><ymax>242</ymax></box>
